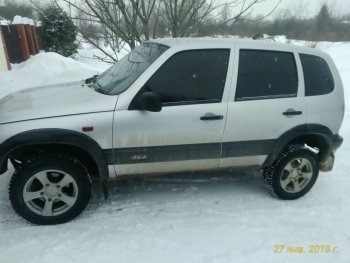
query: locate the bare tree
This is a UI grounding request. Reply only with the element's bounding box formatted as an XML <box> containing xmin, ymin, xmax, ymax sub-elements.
<box><xmin>51</xmin><ymin>0</ymin><xmax>157</xmax><ymax>62</ymax></box>
<box><xmin>76</xmin><ymin>9</ymin><xmax>103</xmax><ymax>44</ymax></box>
<box><xmin>163</xmin><ymin>0</ymin><xmax>281</xmax><ymax>37</ymax></box>
<box><xmin>219</xmin><ymin>3</ymin><xmax>231</xmax><ymax>24</ymax></box>
<box><xmin>40</xmin><ymin>0</ymin><xmax>279</xmax><ymax>63</ymax></box>
<box><xmin>130</xmin><ymin>0</ymin><xmax>157</xmax><ymax>40</ymax></box>
<box><xmin>220</xmin><ymin>0</ymin><xmax>281</xmax><ymax>26</ymax></box>
<box><xmin>67</xmin><ymin>0</ymin><xmax>157</xmax><ymax>48</ymax></box>
<box><xmin>163</xmin><ymin>0</ymin><xmax>218</xmax><ymax>37</ymax></box>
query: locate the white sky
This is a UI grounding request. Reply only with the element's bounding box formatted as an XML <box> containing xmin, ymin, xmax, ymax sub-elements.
<box><xmin>7</xmin><ymin>0</ymin><xmax>350</xmax><ymax>19</ymax></box>
<box><xmin>243</xmin><ymin>0</ymin><xmax>350</xmax><ymax>18</ymax></box>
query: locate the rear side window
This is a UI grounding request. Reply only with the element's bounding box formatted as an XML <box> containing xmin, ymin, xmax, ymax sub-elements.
<box><xmin>146</xmin><ymin>49</ymin><xmax>230</xmax><ymax>105</ymax></box>
<box><xmin>300</xmin><ymin>54</ymin><xmax>334</xmax><ymax>96</ymax></box>
<box><xmin>235</xmin><ymin>50</ymin><xmax>298</xmax><ymax>101</ymax></box>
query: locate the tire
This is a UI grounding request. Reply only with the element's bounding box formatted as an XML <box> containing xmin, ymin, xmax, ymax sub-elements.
<box><xmin>263</xmin><ymin>144</ymin><xmax>319</xmax><ymax>200</ymax></box>
<box><xmin>9</xmin><ymin>154</ymin><xmax>91</xmax><ymax>225</ymax></box>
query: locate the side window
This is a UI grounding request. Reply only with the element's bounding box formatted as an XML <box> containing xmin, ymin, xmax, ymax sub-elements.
<box><xmin>146</xmin><ymin>49</ymin><xmax>230</xmax><ymax>105</ymax></box>
<box><xmin>300</xmin><ymin>54</ymin><xmax>334</xmax><ymax>96</ymax></box>
<box><xmin>235</xmin><ymin>50</ymin><xmax>298</xmax><ymax>101</ymax></box>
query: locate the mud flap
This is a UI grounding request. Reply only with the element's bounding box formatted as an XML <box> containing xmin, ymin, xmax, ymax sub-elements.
<box><xmin>101</xmin><ymin>180</ymin><xmax>108</xmax><ymax>200</ymax></box>
<box><xmin>320</xmin><ymin>153</ymin><xmax>335</xmax><ymax>172</ymax></box>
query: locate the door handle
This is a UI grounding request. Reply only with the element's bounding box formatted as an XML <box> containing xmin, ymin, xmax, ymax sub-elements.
<box><xmin>283</xmin><ymin>109</ymin><xmax>303</xmax><ymax>116</ymax></box>
<box><xmin>200</xmin><ymin>113</ymin><xmax>224</xmax><ymax>121</ymax></box>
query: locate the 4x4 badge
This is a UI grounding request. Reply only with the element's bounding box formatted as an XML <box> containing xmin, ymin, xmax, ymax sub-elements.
<box><xmin>130</xmin><ymin>154</ymin><xmax>148</xmax><ymax>161</ymax></box>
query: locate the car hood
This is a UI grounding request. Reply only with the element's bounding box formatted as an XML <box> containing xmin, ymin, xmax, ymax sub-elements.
<box><xmin>0</xmin><ymin>81</ymin><xmax>118</xmax><ymax>124</ymax></box>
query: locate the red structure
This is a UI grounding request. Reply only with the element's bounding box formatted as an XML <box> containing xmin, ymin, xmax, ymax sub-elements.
<box><xmin>17</xmin><ymin>25</ymin><xmax>31</xmax><ymax>60</ymax></box>
<box><xmin>0</xmin><ymin>21</ymin><xmax>41</xmax><ymax>64</ymax></box>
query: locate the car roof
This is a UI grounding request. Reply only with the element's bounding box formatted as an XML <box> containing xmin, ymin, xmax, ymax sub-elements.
<box><xmin>149</xmin><ymin>37</ymin><xmax>320</xmax><ymax>54</ymax></box>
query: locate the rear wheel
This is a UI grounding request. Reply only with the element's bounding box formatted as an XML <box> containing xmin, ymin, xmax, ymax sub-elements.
<box><xmin>9</xmin><ymin>154</ymin><xmax>91</xmax><ymax>225</ymax></box>
<box><xmin>263</xmin><ymin>144</ymin><xmax>319</xmax><ymax>200</ymax></box>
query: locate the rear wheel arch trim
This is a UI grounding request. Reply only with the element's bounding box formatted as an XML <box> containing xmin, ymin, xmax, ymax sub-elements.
<box><xmin>264</xmin><ymin>124</ymin><xmax>334</xmax><ymax>167</ymax></box>
<box><xmin>0</xmin><ymin>128</ymin><xmax>109</xmax><ymax>179</ymax></box>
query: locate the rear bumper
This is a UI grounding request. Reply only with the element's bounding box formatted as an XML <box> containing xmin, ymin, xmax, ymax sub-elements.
<box><xmin>332</xmin><ymin>134</ymin><xmax>343</xmax><ymax>151</ymax></box>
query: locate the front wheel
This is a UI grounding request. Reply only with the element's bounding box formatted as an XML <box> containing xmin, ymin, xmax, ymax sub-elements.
<box><xmin>9</xmin><ymin>154</ymin><xmax>91</xmax><ymax>225</ymax></box>
<box><xmin>263</xmin><ymin>144</ymin><xmax>319</xmax><ymax>200</ymax></box>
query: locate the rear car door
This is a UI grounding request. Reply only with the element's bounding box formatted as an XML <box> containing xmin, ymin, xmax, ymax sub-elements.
<box><xmin>113</xmin><ymin>48</ymin><xmax>233</xmax><ymax>175</ymax></box>
<box><xmin>220</xmin><ymin>47</ymin><xmax>306</xmax><ymax>168</ymax></box>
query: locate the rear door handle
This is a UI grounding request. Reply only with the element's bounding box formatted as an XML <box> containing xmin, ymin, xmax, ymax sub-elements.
<box><xmin>200</xmin><ymin>113</ymin><xmax>224</xmax><ymax>121</ymax></box>
<box><xmin>283</xmin><ymin>109</ymin><xmax>303</xmax><ymax>116</ymax></box>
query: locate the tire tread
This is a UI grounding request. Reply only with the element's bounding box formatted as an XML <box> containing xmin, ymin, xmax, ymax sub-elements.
<box><xmin>263</xmin><ymin>144</ymin><xmax>319</xmax><ymax>199</ymax></box>
<box><xmin>9</xmin><ymin>153</ymin><xmax>91</xmax><ymax>225</ymax></box>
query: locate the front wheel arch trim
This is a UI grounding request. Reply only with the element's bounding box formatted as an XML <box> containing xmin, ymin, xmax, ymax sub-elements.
<box><xmin>0</xmin><ymin>128</ymin><xmax>109</xmax><ymax>179</ymax></box>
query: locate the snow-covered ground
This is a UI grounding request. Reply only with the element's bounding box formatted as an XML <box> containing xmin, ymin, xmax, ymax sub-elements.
<box><xmin>0</xmin><ymin>39</ymin><xmax>349</xmax><ymax>263</ymax></box>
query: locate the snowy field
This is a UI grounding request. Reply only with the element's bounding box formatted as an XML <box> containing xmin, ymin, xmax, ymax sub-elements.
<box><xmin>0</xmin><ymin>39</ymin><xmax>349</xmax><ymax>263</ymax></box>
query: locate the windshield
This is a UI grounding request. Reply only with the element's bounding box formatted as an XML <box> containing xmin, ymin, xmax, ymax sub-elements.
<box><xmin>94</xmin><ymin>42</ymin><xmax>168</xmax><ymax>95</ymax></box>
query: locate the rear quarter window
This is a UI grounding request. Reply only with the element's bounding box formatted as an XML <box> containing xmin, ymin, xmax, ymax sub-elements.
<box><xmin>300</xmin><ymin>54</ymin><xmax>334</xmax><ymax>96</ymax></box>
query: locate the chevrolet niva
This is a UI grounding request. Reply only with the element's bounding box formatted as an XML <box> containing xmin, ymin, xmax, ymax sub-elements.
<box><xmin>0</xmin><ymin>38</ymin><xmax>344</xmax><ymax>224</ymax></box>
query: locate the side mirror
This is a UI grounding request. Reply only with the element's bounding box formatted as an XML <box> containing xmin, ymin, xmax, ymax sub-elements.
<box><xmin>138</xmin><ymin>91</ymin><xmax>162</xmax><ymax>112</ymax></box>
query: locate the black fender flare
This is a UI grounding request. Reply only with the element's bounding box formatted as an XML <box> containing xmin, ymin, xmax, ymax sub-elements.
<box><xmin>264</xmin><ymin>124</ymin><xmax>336</xmax><ymax>166</ymax></box>
<box><xmin>0</xmin><ymin>128</ymin><xmax>109</xmax><ymax>179</ymax></box>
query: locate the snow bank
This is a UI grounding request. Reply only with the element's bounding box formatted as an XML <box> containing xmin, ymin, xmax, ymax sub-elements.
<box><xmin>0</xmin><ymin>52</ymin><xmax>102</xmax><ymax>98</ymax></box>
<box><xmin>11</xmin><ymin>15</ymin><xmax>34</xmax><ymax>25</ymax></box>
<box><xmin>13</xmin><ymin>52</ymin><xmax>93</xmax><ymax>72</ymax></box>
<box><xmin>0</xmin><ymin>19</ymin><xmax>10</xmax><ymax>26</ymax></box>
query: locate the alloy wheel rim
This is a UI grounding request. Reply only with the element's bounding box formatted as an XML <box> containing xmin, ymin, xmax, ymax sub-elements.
<box><xmin>23</xmin><ymin>170</ymin><xmax>78</xmax><ymax>216</ymax></box>
<box><xmin>280</xmin><ymin>158</ymin><xmax>313</xmax><ymax>193</ymax></box>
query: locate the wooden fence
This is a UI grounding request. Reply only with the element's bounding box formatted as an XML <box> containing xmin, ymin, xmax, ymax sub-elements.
<box><xmin>0</xmin><ymin>24</ymin><xmax>41</xmax><ymax>66</ymax></box>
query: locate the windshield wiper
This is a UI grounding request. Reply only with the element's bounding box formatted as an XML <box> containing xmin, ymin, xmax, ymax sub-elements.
<box><xmin>85</xmin><ymin>74</ymin><xmax>109</xmax><ymax>94</ymax></box>
<box><xmin>92</xmin><ymin>75</ymin><xmax>103</xmax><ymax>89</ymax></box>
<box><xmin>93</xmin><ymin>77</ymin><xmax>111</xmax><ymax>95</ymax></box>
<box><xmin>95</xmin><ymin>86</ymin><xmax>110</xmax><ymax>95</ymax></box>
<box><xmin>85</xmin><ymin>74</ymin><xmax>98</xmax><ymax>85</ymax></box>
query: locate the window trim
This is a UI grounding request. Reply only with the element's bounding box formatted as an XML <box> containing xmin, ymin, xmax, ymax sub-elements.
<box><xmin>162</xmin><ymin>99</ymin><xmax>221</xmax><ymax>107</ymax></box>
<box><xmin>234</xmin><ymin>49</ymin><xmax>299</xmax><ymax>102</ymax></box>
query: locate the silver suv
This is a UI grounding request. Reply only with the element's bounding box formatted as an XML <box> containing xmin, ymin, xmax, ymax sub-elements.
<box><xmin>0</xmin><ymin>39</ymin><xmax>344</xmax><ymax>225</ymax></box>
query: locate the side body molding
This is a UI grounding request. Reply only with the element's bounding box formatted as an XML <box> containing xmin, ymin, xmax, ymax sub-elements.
<box><xmin>0</xmin><ymin>129</ymin><xmax>109</xmax><ymax>178</ymax></box>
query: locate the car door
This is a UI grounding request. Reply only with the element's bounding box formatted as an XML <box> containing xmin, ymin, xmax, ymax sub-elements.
<box><xmin>220</xmin><ymin>47</ymin><xmax>306</xmax><ymax>168</ymax></box>
<box><xmin>113</xmin><ymin>49</ymin><xmax>233</xmax><ymax>176</ymax></box>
